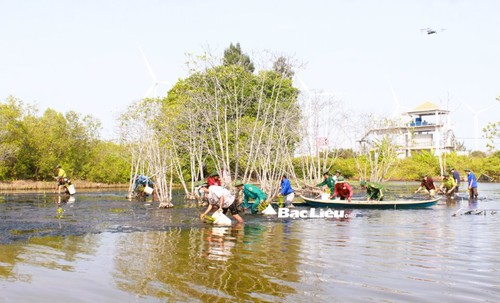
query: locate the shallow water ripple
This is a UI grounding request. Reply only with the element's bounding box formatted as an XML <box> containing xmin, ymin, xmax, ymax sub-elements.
<box><xmin>1</xmin><ymin>183</ymin><xmax>500</xmax><ymax>302</ymax></box>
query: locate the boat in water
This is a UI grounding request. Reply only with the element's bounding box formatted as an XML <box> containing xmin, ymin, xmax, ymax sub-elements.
<box><xmin>300</xmin><ymin>194</ymin><xmax>439</xmax><ymax>209</ymax></box>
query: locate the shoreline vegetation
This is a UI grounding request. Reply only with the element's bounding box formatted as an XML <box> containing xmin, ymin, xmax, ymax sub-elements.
<box><xmin>0</xmin><ymin>180</ymin><xmax>128</xmax><ymax>191</ymax></box>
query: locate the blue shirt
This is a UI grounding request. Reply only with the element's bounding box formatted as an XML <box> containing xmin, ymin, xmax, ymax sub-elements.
<box><xmin>134</xmin><ymin>175</ymin><xmax>153</xmax><ymax>190</ymax></box>
<box><xmin>280</xmin><ymin>178</ymin><xmax>294</xmax><ymax>195</ymax></box>
<box><xmin>467</xmin><ymin>172</ymin><xmax>478</xmax><ymax>188</ymax></box>
<box><xmin>452</xmin><ymin>170</ymin><xmax>460</xmax><ymax>185</ymax></box>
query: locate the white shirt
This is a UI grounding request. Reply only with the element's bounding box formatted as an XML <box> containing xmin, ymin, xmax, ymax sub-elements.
<box><xmin>208</xmin><ymin>185</ymin><xmax>235</xmax><ymax>208</ymax></box>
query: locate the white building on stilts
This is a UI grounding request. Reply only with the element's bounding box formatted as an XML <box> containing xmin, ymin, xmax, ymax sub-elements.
<box><xmin>359</xmin><ymin>101</ymin><xmax>456</xmax><ymax>158</ymax></box>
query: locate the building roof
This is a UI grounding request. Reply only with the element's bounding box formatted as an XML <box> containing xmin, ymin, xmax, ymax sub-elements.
<box><xmin>405</xmin><ymin>101</ymin><xmax>450</xmax><ymax>116</ymax></box>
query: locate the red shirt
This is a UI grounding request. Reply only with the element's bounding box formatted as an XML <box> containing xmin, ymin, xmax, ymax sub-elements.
<box><xmin>333</xmin><ymin>182</ymin><xmax>353</xmax><ymax>199</ymax></box>
<box><xmin>207</xmin><ymin>176</ymin><xmax>221</xmax><ymax>186</ymax></box>
<box><xmin>420</xmin><ymin>177</ymin><xmax>435</xmax><ymax>190</ymax></box>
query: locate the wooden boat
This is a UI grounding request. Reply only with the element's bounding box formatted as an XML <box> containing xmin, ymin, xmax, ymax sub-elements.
<box><xmin>300</xmin><ymin>194</ymin><xmax>439</xmax><ymax>209</ymax></box>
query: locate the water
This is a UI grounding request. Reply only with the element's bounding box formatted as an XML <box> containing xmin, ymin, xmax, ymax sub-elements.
<box><xmin>1</xmin><ymin>183</ymin><xmax>500</xmax><ymax>302</ymax></box>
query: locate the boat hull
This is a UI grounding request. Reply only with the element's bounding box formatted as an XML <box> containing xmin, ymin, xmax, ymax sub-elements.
<box><xmin>300</xmin><ymin>195</ymin><xmax>439</xmax><ymax>209</ymax></box>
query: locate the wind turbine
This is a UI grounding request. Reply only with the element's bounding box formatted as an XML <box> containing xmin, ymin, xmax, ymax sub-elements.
<box><xmin>462</xmin><ymin>100</ymin><xmax>498</xmax><ymax>151</ymax></box>
<box><xmin>138</xmin><ymin>46</ymin><xmax>171</xmax><ymax>98</ymax></box>
<box><xmin>388</xmin><ymin>81</ymin><xmax>411</xmax><ymax>118</ymax></box>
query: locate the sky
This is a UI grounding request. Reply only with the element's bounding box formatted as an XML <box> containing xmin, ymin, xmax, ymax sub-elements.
<box><xmin>1</xmin><ymin>0</ymin><xmax>499</xmax><ymax>150</ymax></box>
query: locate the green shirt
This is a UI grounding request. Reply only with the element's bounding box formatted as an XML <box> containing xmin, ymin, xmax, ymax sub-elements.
<box><xmin>366</xmin><ymin>182</ymin><xmax>385</xmax><ymax>201</ymax></box>
<box><xmin>242</xmin><ymin>184</ymin><xmax>267</xmax><ymax>207</ymax></box>
<box><xmin>316</xmin><ymin>176</ymin><xmax>335</xmax><ymax>193</ymax></box>
<box><xmin>441</xmin><ymin>178</ymin><xmax>456</xmax><ymax>191</ymax></box>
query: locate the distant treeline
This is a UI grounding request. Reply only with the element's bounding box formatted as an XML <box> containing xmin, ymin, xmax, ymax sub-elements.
<box><xmin>312</xmin><ymin>150</ymin><xmax>500</xmax><ymax>182</ymax></box>
<box><xmin>0</xmin><ymin>97</ymin><xmax>130</xmax><ymax>183</ymax></box>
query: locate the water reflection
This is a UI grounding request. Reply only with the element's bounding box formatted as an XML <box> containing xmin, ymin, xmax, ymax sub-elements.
<box><xmin>202</xmin><ymin>225</ymin><xmax>241</xmax><ymax>262</ymax></box>
<box><xmin>110</xmin><ymin>225</ymin><xmax>301</xmax><ymax>302</ymax></box>
<box><xmin>0</xmin><ymin>234</ymin><xmax>100</xmax><ymax>281</ymax></box>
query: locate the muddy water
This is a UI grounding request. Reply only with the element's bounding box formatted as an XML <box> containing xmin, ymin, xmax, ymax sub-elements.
<box><xmin>1</xmin><ymin>183</ymin><xmax>500</xmax><ymax>302</ymax></box>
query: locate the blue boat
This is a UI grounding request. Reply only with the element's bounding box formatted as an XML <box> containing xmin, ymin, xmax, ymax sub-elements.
<box><xmin>300</xmin><ymin>195</ymin><xmax>439</xmax><ymax>209</ymax></box>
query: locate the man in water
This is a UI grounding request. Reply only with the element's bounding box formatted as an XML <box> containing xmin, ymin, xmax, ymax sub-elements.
<box><xmin>199</xmin><ymin>183</ymin><xmax>244</xmax><ymax>223</ymax></box>
<box><xmin>360</xmin><ymin>180</ymin><xmax>385</xmax><ymax>201</ymax></box>
<box><xmin>414</xmin><ymin>174</ymin><xmax>436</xmax><ymax>197</ymax></box>
<box><xmin>54</xmin><ymin>164</ymin><xmax>70</xmax><ymax>194</ymax></box>
<box><xmin>465</xmin><ymin>168</ymin><xmax>478</xmax><ymax>199</ymax></box>
<box><xmin>330</xmin><ymin>176</ymin><xmax>353</xmax><ymax>202</ymax></box>
<box><xmin>316</xmin><ymin>171</ymin><xmax>335</xmax><ymax>196</ymax></box>
<box><xmin>450</xmin><ymin>167</ymin><xmax>461</xmax><ymax>193</ymax></box>
<box><xmin>207</xmin><ymin>172</ymin><xmax>222</xmax><ymax>187</ymax></box>
<box><xmin>279</xmin><ymin>175</ymin><xmax>295</xmax><ymax>208</ymax></box>
<box><xmin>235</xmin><ymin>180</ymin><xmax>267</xmax><ymax>214</ymax></box>
<box><xmin>439</xmin><ymin>173</ymin><xmax>457</xmax><ymax>198</ymax></box>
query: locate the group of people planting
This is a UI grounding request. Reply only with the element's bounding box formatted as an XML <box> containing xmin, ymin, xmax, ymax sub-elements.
<box><xmin>314</xmin><ymin>170</ymin><xmax>385</xmax><ymax>202</ymax></box>
<box><xmin>414</xmin><ymin>167</ymin><xmax>479</xmax><ymax>199</ymax></box>
<box><xmin>198</xmin><ymin>173</ymin><xmax>295</xmax><ymax>224</ymax></box>
<box><xmin>197</xmin><ymin>170</ymin><xmax>386</xmax><ymax>223</ymax></box>
<box><xmin>197</xmin><ymin>167</ymin><xmax>480</xmax><ymax>223</ymax></box>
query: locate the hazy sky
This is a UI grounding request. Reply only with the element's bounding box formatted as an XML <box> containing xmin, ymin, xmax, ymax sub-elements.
<box><xmin>1</xmin><ymin>0</ymin><xmax>499</xmax><ymax>150</ymax></box>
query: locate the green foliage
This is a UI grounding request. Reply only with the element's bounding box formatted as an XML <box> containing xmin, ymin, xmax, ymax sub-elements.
<box><xmin>483</xmin><ymin>121</ymin><xmax>499</xmax><ymax>151</ymax></box>
<box><xmin>333</xmin><ymin>158</ymin><xmax>356</xmax><ymax>179</ymax></box>
<box><xmin>272</xmin><ymin>56</ymin><xmax>294</xmax><ymax>79</ymax></box>
<box><xmin>336</xmin><ymin>149</ymin><xmax>356</xmax><ymax>159</ymax></box>
<box><xmin>86</xmin><ymin>142</ymin><xmax>130</xmax><ymax>183</ymax></box>
<box><xmin>223</xmin><ymin>42</ymin><xmax>255</xmax><ymax>73</ymax></box>
<box><xmin>479</xmin><ymin>155</ymin><xmax>500</xmax><ymax>178</ymax></box>
<box><xmin>355</xmin><ymin>134</ymin><xmax>401</xmax><ymax>183</ymax></box>
<box><xmin>160</xmin><ymin>62</ymin><xmax>300</xmax><ymax>182</ymax></box>
<box><xmin>410</xmin><ymin>151</ymin><xmax>440</xmax><ymax>176</ymax></box>
<box><xmin>0</xmin><ymin>97</ymin><xmax>26</xmax><ymax>178</ymax></box>
<box><xmin>470</xmin><ymin>150</ymin><xmax>487</xmax><ymax>158</ymax></box>
<box><xmin>0</xmin><ymin>96</ymin><xmax>130</xmax><ymax>183</ymax></box>
<box><xmin>390</xmin><ymin>158</ymin><xmax>421</xmax><ymax>180</ymax></box>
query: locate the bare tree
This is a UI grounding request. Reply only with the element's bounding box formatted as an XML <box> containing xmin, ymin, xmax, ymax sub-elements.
<box><xmin>295</xmin><ymin>89</ymin><xmax>348</xmax><ymax>186</ymax></box>
<box><xmin>354</xmin><ymin>115</ymin><xmax>402</xmax><ymax>183</ymax></box>
<box><xmin>119</xmin><ymin>99</ymin><xmax>173</xmax><ymax>206</ymax></box>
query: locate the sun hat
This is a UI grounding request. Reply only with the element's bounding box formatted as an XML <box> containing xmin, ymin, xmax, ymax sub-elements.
<box><xmin>337</xmin><ymin>176</ymin><xmax>345</xmax><ymax>182</ymax></box>
<box><xmin>234</xmin><ymin>180</ymin><xmax>244</xmax><ymax>187</ymax></box>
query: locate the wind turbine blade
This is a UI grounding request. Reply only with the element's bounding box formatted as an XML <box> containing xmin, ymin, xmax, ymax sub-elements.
<box><xmin>295</xmin><ymin>74</ymin><xmax>310</xmax><ymax>93</ymax></box>
<box><xmin>461</xmin><ymin>101</ymin><xmax>476</xmax><ymax>114</ymax></box>
<box><xmin>139</xmin><ymin>46</ymin><xmax>158</xmax><ymax>81</ymax></box>
<box><xmin>389</xmin><ymin>81</ymin><xmax>400</xmax><ymax>114</ymax></box>
<box><xmin>388</xmin><ymin>81</ymin><xmax>410</xmax><ymax>116</ymax></box>
<box><xmin>476</xmin><ymin>104</ymin><xmax>497</xmax><ymax>114</ymax></box>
